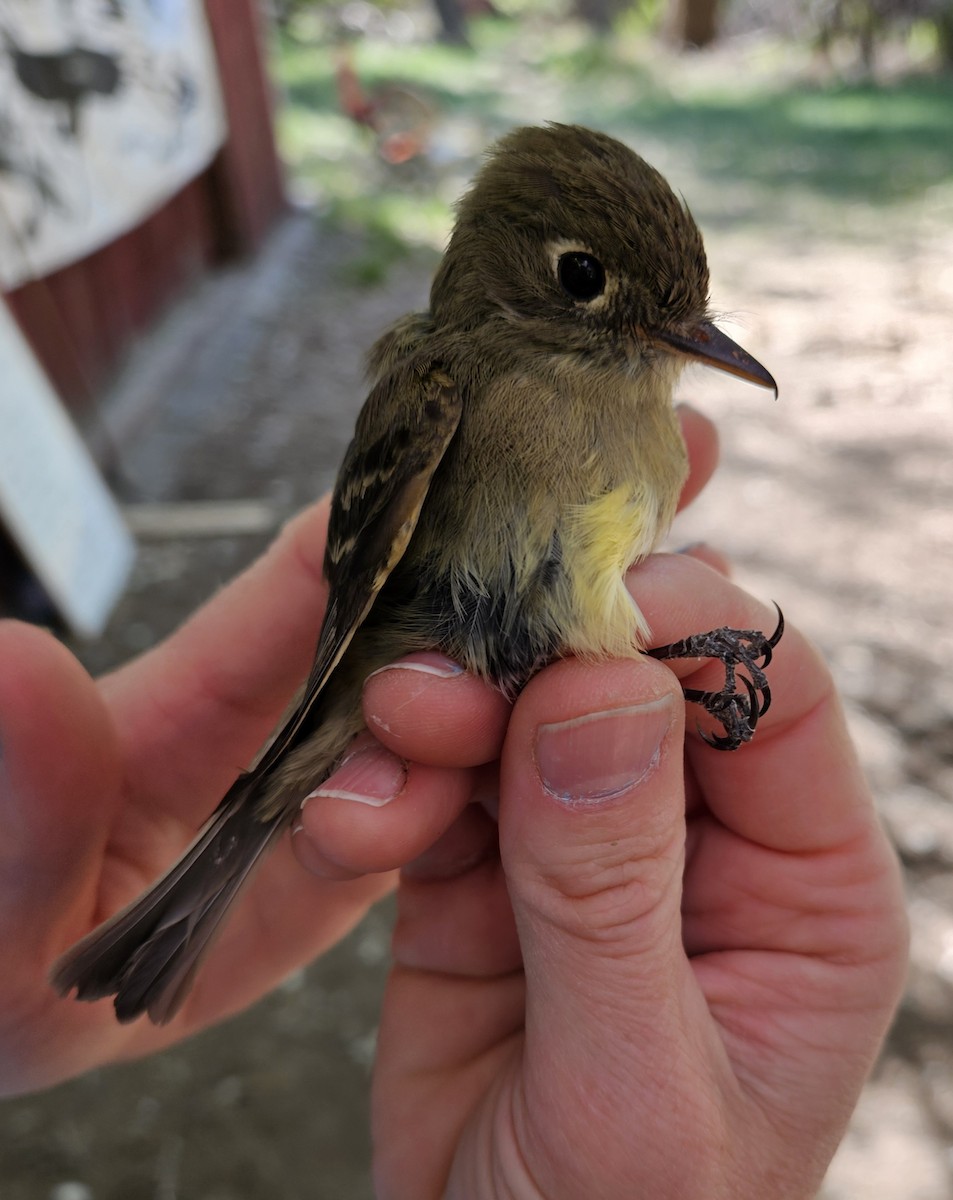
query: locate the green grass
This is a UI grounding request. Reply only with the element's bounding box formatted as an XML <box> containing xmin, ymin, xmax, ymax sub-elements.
<box><xmin>596</xmin><ymin>76</ymin><xmax>953</xmax><ymax>206</ymax></box>
<box><xmin>271</xmin><ymin>16</ymin><xmax>953</xmax><ymax>271</ymax></box>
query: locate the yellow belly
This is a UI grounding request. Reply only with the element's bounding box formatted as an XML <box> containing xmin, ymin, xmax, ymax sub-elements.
<box><xmin>560</xmin><ymin>482</ymin><xmax>669</xmax><ymax>659</ymax></box>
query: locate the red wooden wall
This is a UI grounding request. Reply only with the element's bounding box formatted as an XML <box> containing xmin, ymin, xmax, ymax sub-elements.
<box><xmin>3</xmin><ymin>0</ymin><xmax>286</xmax><ymax>412</ymax></box>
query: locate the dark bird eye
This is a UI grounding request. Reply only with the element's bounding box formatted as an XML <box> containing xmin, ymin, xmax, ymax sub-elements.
<box><xmin>557</xmin><ymin>252</ymin><xmax>606</xmax><ymax>302</ymax></box>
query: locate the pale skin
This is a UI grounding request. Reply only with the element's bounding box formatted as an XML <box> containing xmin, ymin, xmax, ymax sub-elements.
<box><xmin>0</xmin><ymin>407</ymin><xmax>907</xmax><ymax>1198</ymax></box>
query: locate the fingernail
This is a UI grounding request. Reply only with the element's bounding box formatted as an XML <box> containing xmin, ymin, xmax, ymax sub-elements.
<box><xmin>368</xmin><ymin>651</ymin><xmax>464</xmax><ymax>680</ymax></box>
<box><xmin>536</xmin><ymin>696</ymin><xmax>674</xmax><ymax>807</ymax></box>
<box><xmin>676</xmin><ymin>541</ymin><xmax>708</xmax><ymax>555</ymax></box>
<box><xmin>306</xmin><ymin>740</ymin><xmax>406</xmax><ymax>808</ymax></box>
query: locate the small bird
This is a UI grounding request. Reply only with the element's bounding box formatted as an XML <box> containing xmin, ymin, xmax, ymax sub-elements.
<box><xmin>52</xmin><ymin>124</ymin><xmax>780</xmax><ymax>1025</ymax></box>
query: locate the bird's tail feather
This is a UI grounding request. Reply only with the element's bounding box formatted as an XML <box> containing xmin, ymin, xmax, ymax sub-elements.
<box><xmin>50</xmin><ymin>776</ymin><xmax>289</xmax><ymax>1025</ymax></box>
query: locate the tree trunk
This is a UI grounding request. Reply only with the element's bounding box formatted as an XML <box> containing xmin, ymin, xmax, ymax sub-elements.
<box><xmin>432</xmin><ymin>0</ymin><xmax>470</xmax><ymax>45</ymax></box>
<box><xmin>936</xmin><ymin>11</ymin><xmax>953</xmax><ymax>69</ymax></box>
<box><xmin>573</xmin><ymin>0</ymin><xmax>623</xmax><ymax>34</ymax></box>
<box><xmin>663</xmin><ymin>0</ymin><xmax>721</xmax><ymax>48</ymax></box>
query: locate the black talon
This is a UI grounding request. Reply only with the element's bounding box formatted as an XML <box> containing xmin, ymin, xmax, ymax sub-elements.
<box><xmin>648</xmin><ymin>607</ymin><xmax>783</xmax><ymax>751</ymax></box>
<box><xmin>761</xmin><ymin>605</ymin><xmax>785</xmax><ymax>669</ymax></box>
<box><xmin>694</xmin><ymin>675</ymin><xmax>760</xmax><ymax>751</ymax></box>
<box><xmin>742</xmin><ymin>674</ymin><xmax>759</xmax><ymax>732</ymax></box>
<box><xmin>701</xmin><ymin>728</ymin><xmax>731</xmax><ymax>750</ymax></box>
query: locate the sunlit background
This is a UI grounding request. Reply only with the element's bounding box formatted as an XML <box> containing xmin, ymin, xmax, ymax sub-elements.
<box><xmin>1</xmin><ymin>0</ymin><xmax>952</xmax><ymax>1196</ymax></box>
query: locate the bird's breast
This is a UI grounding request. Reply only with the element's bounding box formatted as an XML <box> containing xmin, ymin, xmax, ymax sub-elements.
<box><xmin>557</xmin><ymin>481</ymin><xmax>666</xmax><ymax>659</ymax></box>
<box><xmin>399</xmin><ymin>360</ymin><xmax>688</xmax><ymax>685</ymax></box>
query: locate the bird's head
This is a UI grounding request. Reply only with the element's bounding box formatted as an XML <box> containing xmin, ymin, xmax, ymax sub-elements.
<box><xmin>432</xmin><ymin>123</ymin><xmax>775</xmax><ymax>394</ymax></box>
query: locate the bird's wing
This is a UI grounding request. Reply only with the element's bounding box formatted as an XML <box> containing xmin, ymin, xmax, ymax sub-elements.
<box><xmin>251</xmin><ymin>361</ymin><xmax>461</xmax><ymax>778</ymax></box>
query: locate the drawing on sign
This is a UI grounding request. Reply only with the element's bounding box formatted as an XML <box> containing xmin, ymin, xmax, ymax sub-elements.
<box><xmin>0</xmin><ymin>0</ymin><xmax>226</xmax><ymax>288</ymax></box>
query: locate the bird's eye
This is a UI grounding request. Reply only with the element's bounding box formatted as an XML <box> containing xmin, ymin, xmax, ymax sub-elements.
<box><xmin>557</xmin><ymin>252</ymin><xmax>606</xmax><ymax>302</ymax></box>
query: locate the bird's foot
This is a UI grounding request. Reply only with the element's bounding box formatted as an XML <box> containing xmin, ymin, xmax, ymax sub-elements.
<box><xmin>647</xmin><ymin>606</ymin><xmax>784</xmax><ymax>751</ymax></box>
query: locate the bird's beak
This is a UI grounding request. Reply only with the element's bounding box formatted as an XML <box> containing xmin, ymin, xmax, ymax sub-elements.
<box><xmin>650</xmin><ymin>321</ymin><xmax>778</xmax><ymax>396</ymax></box>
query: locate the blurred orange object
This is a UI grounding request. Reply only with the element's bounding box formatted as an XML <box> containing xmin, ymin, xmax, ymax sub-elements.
<box><xmin>334</xmin><ymin>50</ymin><xmax>433</xmax><ymax>163</ymax></box>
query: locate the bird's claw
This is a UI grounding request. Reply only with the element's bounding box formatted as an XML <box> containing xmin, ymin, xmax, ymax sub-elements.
<box><xmin>648</xmin><ymin>605</ymin><xmax>784</xmax><ymax>751</ymax></box>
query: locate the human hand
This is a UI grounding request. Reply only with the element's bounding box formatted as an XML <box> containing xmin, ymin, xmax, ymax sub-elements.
<box><xmin>2</xmin><ymin>405</ymin><xmax>714</xmax><ymax>1095</ymax></box>
<box><xmin>0</xmin><ymin>495</ymin><xmax>405</xmax><ymax>1092</ymax></box>
<box><xmin>0</xmin><ymin>402</ymin><xmax>792</xmax><ymax>1114</ymax></box>
<box><xmin>294</xmin><ymin>414</ymin><xmax>906</xmax><ymax>1197</ymax></box>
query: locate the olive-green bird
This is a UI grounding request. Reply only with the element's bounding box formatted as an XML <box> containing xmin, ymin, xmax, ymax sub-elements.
<box><xmin>52</xmin><ymin>123</ymin><xmax>780</xmax><ymax>1024</ymax></box>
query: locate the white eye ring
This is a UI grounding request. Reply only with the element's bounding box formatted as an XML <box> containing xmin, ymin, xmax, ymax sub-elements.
<box><xmin>549</xmin><ymin>240</ymin><xmax>614</xmax><ymax>308</ymax></box>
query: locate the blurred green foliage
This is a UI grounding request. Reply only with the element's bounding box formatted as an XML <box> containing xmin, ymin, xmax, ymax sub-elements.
<box><xmin>807</xmin><ymin>1</ymin><xmax>953</xmax><ymax>70</ymax></box>
<box><xmin>270</xmin><ymin>10</ymin><xmax>953</xmax><ymax>275</ymax></box>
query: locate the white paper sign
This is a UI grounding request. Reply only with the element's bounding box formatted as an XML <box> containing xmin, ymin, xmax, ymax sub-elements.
<box><xmin>0</xmin><ymin>299</ymin><xmax>135</xmax><ymax>636</ymax></box>
<box><xmin>0</xmin><ymin>0</ymin><xmax>226</xmax><ymax>288</ymax></box>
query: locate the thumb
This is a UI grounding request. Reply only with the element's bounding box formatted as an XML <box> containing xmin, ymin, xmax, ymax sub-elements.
<box><xmin>499</xmin><ymin>654</ymin><xmax>701</xmax><ymax>1187</ymax></box>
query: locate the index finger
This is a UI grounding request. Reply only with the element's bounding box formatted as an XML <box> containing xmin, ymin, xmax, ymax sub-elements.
<box><xmin>630</xmin><ymin>552</ymin><xmax>873</xmax><ymax>854</ymax></box>
<box><xmin>675</xmin><ymin>404</ymin><xmax>719</xmax><ymax>514</ymax></box>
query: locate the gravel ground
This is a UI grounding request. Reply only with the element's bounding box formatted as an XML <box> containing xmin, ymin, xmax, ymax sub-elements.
<box><xmin>2</xmin><ymin>118</ymin><xmax>952</xmax><ymax>1197</ymax></box>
